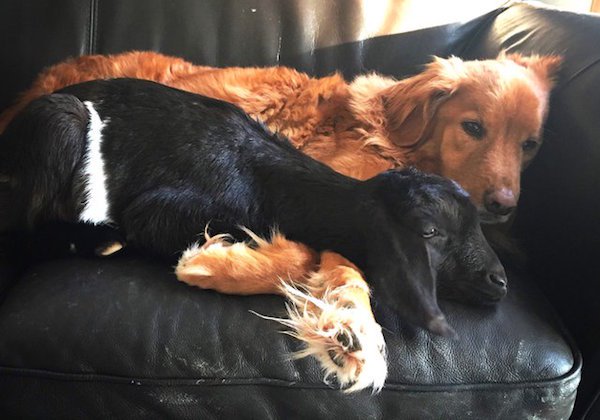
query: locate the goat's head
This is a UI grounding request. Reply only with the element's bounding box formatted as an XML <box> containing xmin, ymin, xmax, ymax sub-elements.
<box><xmin>362</xmin><ymin>168</ymin><xmax>506</xmax><ymax>337</ymax></box>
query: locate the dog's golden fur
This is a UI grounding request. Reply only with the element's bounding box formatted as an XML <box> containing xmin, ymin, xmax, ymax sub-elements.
<box><xmin>0</xmin><ymin>51</ymin><xmax>561</xmax><ymax>211</ymax></box>
<box><xmin>0</xmin><ymin>51</ymin><xmax>561</xmax><ymax>390</ymax></box>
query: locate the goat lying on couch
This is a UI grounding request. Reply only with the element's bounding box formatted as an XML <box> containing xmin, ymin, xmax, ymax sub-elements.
<box><xmin>0</xmin><ymin>78</ymin><xmax>506</xmax><ymax>391</ymax></box>
<box><xmin>0</xmin><ymin>52</ymin><xmax>559</xmax><ymax>316</ymax></box>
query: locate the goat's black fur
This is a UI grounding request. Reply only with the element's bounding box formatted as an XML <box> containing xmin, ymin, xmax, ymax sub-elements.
<box><xmin>0</xmin><ymin>78</ymin><xmax>507</xmax><ymax>336</ymax></box>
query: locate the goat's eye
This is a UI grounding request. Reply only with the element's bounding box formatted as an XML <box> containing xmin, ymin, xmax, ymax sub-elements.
<box><xmin>422</xmin><ymin>227</ymin><xmax>439</xmax><ymax>239</ymax></box>
<box><xmin>461</xmin><ymin>121</ymin><xmax>485</xmax><ymax>139</ymax></box>
<box><xmin>522</xmin><ymin>138</ymin><xmax>539</xmax><ymax>152</ymax></box>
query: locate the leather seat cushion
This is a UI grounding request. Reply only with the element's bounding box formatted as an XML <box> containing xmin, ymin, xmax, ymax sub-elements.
<box><xmin>0</xmin><ymin>256</ymin><xmax>580</xmax><ymax>418</ymax></box>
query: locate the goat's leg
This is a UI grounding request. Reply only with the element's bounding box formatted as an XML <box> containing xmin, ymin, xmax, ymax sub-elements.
<box><xmin>21</xmin><ymin>221</ymin><xmax>124</xmax><ymax>261</ymax></box>
<box><xmin>176</xmin><ymin>232</ymin><xmax>387</xmax><ymax>392</ymax></box>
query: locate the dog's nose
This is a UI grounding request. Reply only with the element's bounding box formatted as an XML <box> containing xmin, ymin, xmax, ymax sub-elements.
<box><xmin>484</xmin><ymin>188</ymin><xmax>517</xmax><ymax>216</ymax></box>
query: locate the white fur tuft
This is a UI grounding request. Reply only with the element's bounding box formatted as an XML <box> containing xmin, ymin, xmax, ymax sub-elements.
<box><xmin>252</xmin><ymin>280</ymin><xmax>387</xmax><ymax>393</ymax></box>
<box><xmin>79</xmin><ymin>101</ymin><xmax>112</xmax><ymax>224</ymax></box>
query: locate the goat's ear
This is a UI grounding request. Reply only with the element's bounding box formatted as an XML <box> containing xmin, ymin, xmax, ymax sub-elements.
<box><xmin>366</xmin><ymin>227</ymin><xmax>457</xmax><ymax>339</ymax></box>
<box><xmin>502</xmin><ymin>52</ymin><xmax>563</xmax><ymax>84</ymax></box>
<box><xmin>381</xmin><ymin>56</ymin><xmax>460</xmax><ymax>148</ymax></box>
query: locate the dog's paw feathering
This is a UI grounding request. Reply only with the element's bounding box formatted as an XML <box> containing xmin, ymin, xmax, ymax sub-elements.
<box><xmin>252</xmin><ymin>280</ymin><xmax>387</xmax><ymax>393</ymax></box>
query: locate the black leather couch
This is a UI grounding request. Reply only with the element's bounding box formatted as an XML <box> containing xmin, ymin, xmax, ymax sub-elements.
<box><xmin>1</xmin><ymin>1</ymin><xmax>599</xmax><ymax>418</ymax></box>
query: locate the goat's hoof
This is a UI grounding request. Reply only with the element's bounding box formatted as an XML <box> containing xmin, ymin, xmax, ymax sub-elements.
<box><xmin>95</xmin><ymin>241</ymin><xmax>125</xmax><ymax>256</ymax></box>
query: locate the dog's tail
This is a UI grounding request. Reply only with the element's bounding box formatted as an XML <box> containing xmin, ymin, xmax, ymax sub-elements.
<box><xmin>0</xmin><ymin>93</ymin><xmax>89</xmax><ymax>228</ymax></box>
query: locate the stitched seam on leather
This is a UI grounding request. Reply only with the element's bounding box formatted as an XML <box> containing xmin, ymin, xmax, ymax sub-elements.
<box><xmin>0</xmin><ymin>358</ymin><xmax>581</xmax><ymax>391</ymax></box>
<box><xmin>87</xmin><ymin>0</ymin><xmax>98</xmax><ymax>54</ymax></box>
<box><xmin>582</xmin><ymin>386</ymin><xmax>600</xmax><ymax>419</ymax></box>
<box><xmin>0</xmin><ymin>322</ymin><xmax>583</xmax><ymax>391</ymax></box>
<box><xmin>452</xmin><ymin>5</ymin><xmax>511</xmax><ymax>57</ymax></box>
<box><xmin>556</xmin><ymin>55</ymin><xmax>600</xmax><ymax>93</ymax></box>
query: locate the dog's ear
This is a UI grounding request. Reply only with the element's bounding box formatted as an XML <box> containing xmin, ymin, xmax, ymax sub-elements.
<box><xmin>502</xmin><ymin>52</ymin><xmax>563</xmax><ymax>85</ymax></box>
<box><xmin>381</xmin><ymin>56</ymin><xmax>461</xmax><ymax>148</ymax></box>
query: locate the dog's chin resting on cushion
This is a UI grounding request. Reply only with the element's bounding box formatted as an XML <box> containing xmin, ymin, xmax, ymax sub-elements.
<box><xmin>0</xmin><ymin>78</ymin><xmax>506</xmax><ymax>392</ymax></box>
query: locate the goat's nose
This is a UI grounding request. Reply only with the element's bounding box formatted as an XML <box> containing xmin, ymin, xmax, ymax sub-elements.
<box><xmin>484</xmin><ymin>188</ymin><xmax>517</xmax><ymax>216</ymax></box>
<box><xmin>488</xmin><ymin>272</ymin><xmax>507</xmax><ymax>289</ymax></box>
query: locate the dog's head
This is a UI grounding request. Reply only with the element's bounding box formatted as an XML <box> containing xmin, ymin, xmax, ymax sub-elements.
<box><xmin>364</xmin><ymin>168</ymin><xmax>506</xmax><ymax>337</ymax></box>
<box><xmin>380</xmin><ymin>53</ymin><xmax>562</xmax><ymax>223</ymax></box>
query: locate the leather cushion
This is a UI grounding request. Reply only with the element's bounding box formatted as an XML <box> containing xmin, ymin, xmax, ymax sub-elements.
<box><xmin>0</xmin><ymin>256</ymin><xmax>580</xmax><ymax>418</ymax></box>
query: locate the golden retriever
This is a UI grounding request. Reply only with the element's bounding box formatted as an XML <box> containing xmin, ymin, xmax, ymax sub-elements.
<box><xmin>0</xmin><ymin>51</ymin><xmax>560</xmax><ymax>222</ymax></box>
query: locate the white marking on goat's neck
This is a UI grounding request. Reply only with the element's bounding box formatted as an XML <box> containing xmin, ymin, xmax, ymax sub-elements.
<box><xmin>79</xmin><ymin>101</ymin><xmax>112</xmax><ymax>224</ymax></box>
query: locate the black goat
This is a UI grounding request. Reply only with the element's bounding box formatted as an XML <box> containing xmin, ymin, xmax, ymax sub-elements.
<box><xmin>0</xmin><ymin>78</ymin><xmax>507</xmax><ymax>339</ymax></box>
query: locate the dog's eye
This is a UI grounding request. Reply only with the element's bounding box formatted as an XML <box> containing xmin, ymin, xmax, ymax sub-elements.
<box><xmin>461</xmin><ymin>121</ymin><xmax>485</xmax><ymax>139</ymax></box>
<box><xmin>522</xmin><ymin>138</ymin><xmax>539</xmax><ymax>152</ymax></box>
<box><xmin>422</xmin><ymin>227</ymin><xmax>439</xmax><ymax>239</ymax></box>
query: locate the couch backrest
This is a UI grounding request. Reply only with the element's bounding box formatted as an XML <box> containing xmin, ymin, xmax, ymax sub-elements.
<box><xmin>0</xmin><ymin>0</ymin><xmax>508</xmax><ymax>110</ymax></box>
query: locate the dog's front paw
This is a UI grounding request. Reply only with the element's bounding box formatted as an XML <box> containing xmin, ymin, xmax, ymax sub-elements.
<box><xmin>265</xmin><ymin>283</ymin><xmax>387</xmax><ymax>393</ymax></box>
